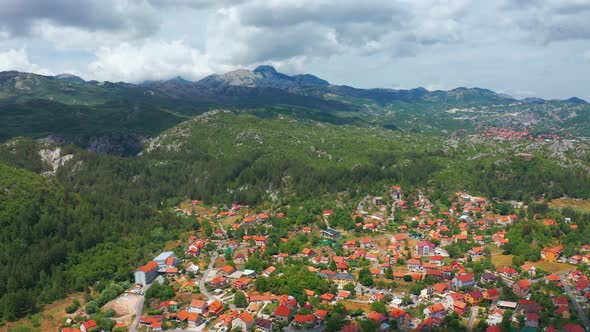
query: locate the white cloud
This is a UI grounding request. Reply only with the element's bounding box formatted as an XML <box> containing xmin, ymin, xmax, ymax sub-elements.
<box><xmin>0</xmin><ymin>48</ymin><xmax>51</xmax><ymax>74</ymax></box>
<box><xmin>585</xmin><ymin>50</ymin><xmax>590</xmax><ymax>62</ymax></box>
<box><xmin>88</xmin><ymin>40</ymin><xmax>215</xmax><ymax>82</ymax></box>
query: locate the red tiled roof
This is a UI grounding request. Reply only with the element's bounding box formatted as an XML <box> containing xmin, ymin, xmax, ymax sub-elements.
<box><xmin>138</xmin><ymin>261</ymin><xmax>158</xmax><ymax>273</ymax></box>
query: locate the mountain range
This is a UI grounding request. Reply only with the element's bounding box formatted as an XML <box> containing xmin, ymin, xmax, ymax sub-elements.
<box><xmin>1</xmin><ymin>65</ymin><xmax>589</xmax><ymax>155</ymax></box>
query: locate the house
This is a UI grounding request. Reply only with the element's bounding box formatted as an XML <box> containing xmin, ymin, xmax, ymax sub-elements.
<box><xmin>320</xmin><ymin>293</ymin><xmax>335</xmax><ymax>302</ymax></box>
<box><xmin>274</xmin><ymin>304</ymin><xmax>292</xmax><ymax>322</ymax></box>
<box><xmin>415</xmin><ymin>241</ymin><xmax>436</xmax><ymax>256</ymax></box>
<box><xmin>513</xmin><ymin>279</ymin><xmax>532</xmax><ymax>297</ymax></box>
<box><xmin>373</xmin><ymin>196</ymin><xmax>383</xmax><ymax>205</ymax></box>
<box><xmin>234</xmin><ymin>253</ymin><xmax>247</xmax><ymax>264</ymax></box>
<box><xmin>209</xmin><ymin>276</ymin><xmax>228</xmax><ymax>288</ymax></box>
<box><xmin>453</xmin><ymin>301</ymin><xmax>468</xmax><ymax>315</ymax></box>
<box><xmin>430</xmin><ymin>255</ymin><xmax>444</xmax><ymax>266</ymax></box>
<box><xmin>81</xmin><ymin>320</ymin><xmax>98</xmax><ymax>332</ymax></box>
<box><xmin>153</xmin><ymin>251</ymin><xmax>176</xmax><ymax>269</ymax></box>
<box><xmin>389</xmin><ymin>308</ymin><xmax>411</xmax><ymax>329</ymax></box>
<box><xmin>261</xmin><ymin>266</ymin><xmax>276</xmax><ymax>277</ymax></box>
<box><xmin>188</xmin><ymin>299</ymin><xmax>207</xmax><ymax>314</ymax></box>
<box><xmin>367</xmin><ymin>311</ymin><xmax>388</xmax><ymax>324</ymax></box>
<box><xmin>294</xmin><ymin>314</ymin><xmax>316</xmax><ymax>326</ymax></box>
<box><xmin>321</xmin><ymin>228</ymin><xmax>341</xmax><ymax>239</ymax></box>
<box><xmin>343</xmin><ymin>240</ymin><xmax>357</xmax><ymax>250</ymax></box>
<box><xmin>497</xmin><ymin>267</ymin><xmax>518</xmax><ymax>278</ymax></box>
<box><xmin>483</xmin><ymin>288</ymin><xmax>500</xmax><ymax>302</ymax></box>
<box><xmin>359</xmin><ymin>238</ymin><xmax>373</xmax><ymax>248</ymax></box>
<box><xmin>468</xmin><ymin>246</ymin><xmax>485</xmax><ymax>258</ymax></box>
<box><xmin>255</xmin><ymin>318</ymin><xmax>273</xmax><ymax>332</ymax></box>
<box><xmin>407</xmin><ymin>258</ymin><xmax>422</xmax><ymax>271</ymax></box>
<box><xmin>302</xmin><ymin>227</ymin><xmax>312</xmax><ymax>234</ymax></box>
<box><xmin>555</xmin><ymin>305</ymin><xmax>571</xmax><ymax>319</ymax></box>
<box><xmin>232</xmin><ymin>311</ymin><xmax>254</xmax><ymax>331</ymax></box>
<box><xmin>486</xmin><ymin>309</ymin><xmax>504</xmax><ymax>326</ymax></box>
<box><xmin>465</xmin><ymin>290</ymin><xmax>483</xmax><ymax>304</ymax></box>
<box><xmin>217</xmin><ymin>265</ymin><xmax>236</xmax><ymax>277</ymax></box>
<box><xmin>542</xmin><ymin>245</ymin><xmax>563</xmax><ymax>262</ymax></box>
<box><xmin>423</xmin><ymin>303</ymin><xmax>446</xmax><ymax>318</ymax></box>
<box><xmin>135</xmin><ymin>261</ymin><xmax>159</xmax><ymax>285</ymax></box>
<box><xmin>480</xmin><ymin>272</ymin><xmax>499</xmax><ymax>284</ymax></box>
<box><xmin>209</xmin><ymin>300</ymin><xmax>224</xmax><ymax>316</ymax></box>
<box><xmin>546</xmin><ymin>273</ymin><xmax>561</xmax><ymax>284</ymax></box>
<box><xmin>525</xmin><ymin>313</ymin><xmax>539</xmax><ymax>328</ymax></box>
<box><xmin>453</xmin><ymin>273</ymin><xmax>475</xmax><ymax>288</ymax></box>
<box><xmin>301</xmin><ymin>248</ymin><xmax>316</xmax><ymax>259</ymax></box>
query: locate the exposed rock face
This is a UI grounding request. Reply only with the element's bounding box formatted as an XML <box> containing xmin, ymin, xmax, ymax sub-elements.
<box><xmin>86</xmin><ymin>133</ymin><xmax>143</xmax><ymax>155</ymax></box>
<box><xmin>38</xmin><ymin>147</ymin><xmax>73</xmax><ymax>176</ymax></box>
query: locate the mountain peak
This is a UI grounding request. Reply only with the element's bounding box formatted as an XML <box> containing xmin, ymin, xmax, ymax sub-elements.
<box><xmin>566</xmin><ymin>97</ymin><xmax>587</xmax><ymax>104</ymax></box>
<box><xmin>55</xmin><ymin>73</ymin><xmax>85</xmax><ymax>83</ymax></box>
<box><xmin>253</xmin><ymin>65</ymin><xmax>278</xmax><ymax>74</ymax></box>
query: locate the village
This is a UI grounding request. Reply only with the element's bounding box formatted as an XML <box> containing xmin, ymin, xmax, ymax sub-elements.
<box><xmin>60</xmin><ymin>186</ymin><xmax>590</xmax><ymax>332</ymax></box>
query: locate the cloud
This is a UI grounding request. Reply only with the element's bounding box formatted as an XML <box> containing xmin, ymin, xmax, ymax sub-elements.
<box><xmin>585</xmin><ymin>50</ymin><xmax>590</xmax><ymax>62</ymax></box>
<box><xmin>0</xmin><ymin>0</ymin><xmax>159</xmax><ymax>38</ymax></box>
<box><xmin>503</xmin><ymin>0</ymin><xmax>590</xmax><ymax>42</ymax></box>
<box><xmin>0</xmin><ymin>48</ymin><xmax>51</xmax><ymax>74</ymax></box>
<box><xmin>88</xmin><ymin>40</ymin><xmax>214</xmax><ymax>82</ymax></box>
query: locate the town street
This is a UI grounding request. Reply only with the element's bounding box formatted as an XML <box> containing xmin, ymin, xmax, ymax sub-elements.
<box><xmin>467</xmin><ymin>306</ymin><xmax>478</xmax><ymax>332</ymax></box>
<box><xmin>559</xmin><ymin>274</ymin><xmax>590</xmax><ymax>332</ymax></box>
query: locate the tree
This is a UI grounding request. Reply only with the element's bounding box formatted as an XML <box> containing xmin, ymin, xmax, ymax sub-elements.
<box><xmin>370</xmin><ymin>301</ymin><xmax>386</xmax><ymax>314</ymax></box>
<box><xmin>358</xmin><ymin>268</ymin><xmax>374</xmax><ymax>287</ymax></box>
<box><xmin>234</xmin><ymin>291</ymin><xmax>247</xmax><ymax>308</ymax></box>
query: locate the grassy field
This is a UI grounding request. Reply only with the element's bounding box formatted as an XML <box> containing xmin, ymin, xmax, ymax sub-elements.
<box><xmin>491</xmin><ymin>253</ymin><xmax>513</xmax><ymax>268</ymax></box>
<box><xmin>527</xmin><ymin>261</ymin><xmax>573</xmax><ymax>274</ymax></box>
<box><xmin>548</xmin><ymin>198</ymin><xmax>590</xmax><ymax>212</ymax></box>
<box><xmin>340</xmin><ymin>300</ymin><xmax>372</xmax><ymax>312</ymax></box>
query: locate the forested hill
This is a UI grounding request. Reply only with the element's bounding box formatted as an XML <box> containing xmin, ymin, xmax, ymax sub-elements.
<box><xmin>0</xmin><ymin>161</ymin><xmax>187</xmax><ymax>320</ymax></box>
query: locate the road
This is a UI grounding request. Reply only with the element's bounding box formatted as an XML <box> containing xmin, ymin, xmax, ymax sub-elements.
<box><xmin>130</xmin><ymin>283</ymin><xmax>153</xmax><ymax>332</ymax></box>
<box><xmin>199</xmin><ymin>241</ymin><xmax>226</xmax><ymax>301</ymax></box>
<box><xmin>560</xmin><ymin>274</ymin><xmax>590</xmax><ymax>332</ymax></box>
<box><xmin>467</xmin><ymin>306</ymin><xmax>478</xmax><ymax>332</ymax></box>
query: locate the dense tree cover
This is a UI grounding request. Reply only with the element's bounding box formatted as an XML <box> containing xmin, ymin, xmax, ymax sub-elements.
<box><xmin>0</xmin><ymin>163</ymin><xmax>187</xmax><ymax>321</ymax></box>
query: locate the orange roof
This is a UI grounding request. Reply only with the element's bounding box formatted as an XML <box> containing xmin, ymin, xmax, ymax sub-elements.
<box><xmin>221</xmin><ymin>265</ymin><xmax>236</xmax><ymax>274</ymax></box>
<box><xmin>237</xmin><ymin>311</ymin><xmax>254</xmax><ymax>324</ymax></box>
<box><xmin>389</xmin><ymin>307</ymin><xmax>407</xmax><ymax>318</ymax></box>
<box><xmin>177</xmin><ymin>309</ymin><xmax>190</xmax><ymax>321</ymax></box>
<box><xmin>191</xmin><ymin>299</ymin><xmax>207</xmax><ymax>308</ymax></box>
<box><xmin>274</xmin><ymin>304</ymin><xmax>291</xmax><ymax>317</ymax></box>
<box><xmin>516</xmin><ymin>279</ymin><xmax>532</xmax><ymax>289</ymax></box>
<box><xmin>138</xmin><ymin>261</ymin><xmax>158</xmax><ymax>273</ymax></box>
<box><xmin>428</xmin><ymin>303</ymin><xmax>445</xmax><ymax>313</ymax></box>
<box><xmin>209</xmin><ymin>300</ymin><xmax>223</xmax><ymax>312</ymax></box>
<box><xmin>547</xmin><ymin>273</ymin><xmax>561</xmax><ymax>282</ymax></box>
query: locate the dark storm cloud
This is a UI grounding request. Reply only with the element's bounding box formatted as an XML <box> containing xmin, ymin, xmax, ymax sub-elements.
<box><xmin>0</xmin><ymin>0</ymin><xmax>158</xmax><ymax>37</ymax></box>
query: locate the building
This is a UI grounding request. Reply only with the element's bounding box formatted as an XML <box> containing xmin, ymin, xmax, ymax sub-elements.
<box><xmin>321</xmin><ymin>228</ymin><xmax>341</xmax><ymax>239</ymax></box>
<box><xmin>453</xmin><ymin>273</ymin><xmax>475</xmax><ymax>288</ymax></box>
<box><xmin>318</xmin><ymin>272</ymin><xmax>356</xmax><ymax>287</ymax></box>
<box><xmin>415</xmin><ymin>241</ymin><xmax>436</xmax><ymax>256</ymax></box>
<box><xmin>153</xmin><ymin>252</ymin><xmax>176</xmax><ymax>270</ymax></box>
<box><xmin>542</xmin><ymin>245</ymin><xmax>563</xmax><ymax>262</ymax></box>
<box><xmin>513</xmin><ymin>279</ymin><xmax>532</xmax><ymax>297</ymax></box>
<box><xmin>232</xmin><ymin>311</ymin><xmax>254</xmax><ymax>331</ymax></box>
<box><xmin>135</xmin><ymin>261</ymin><xmax>159</xmax><ymax>285</ymax></box>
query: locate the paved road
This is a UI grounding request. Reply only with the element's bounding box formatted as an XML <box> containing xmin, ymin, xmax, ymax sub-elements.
<box><xmin>199</xmin><ymin>241</ymin><xmax>226</xmax><ymax>301</ymax></box>
<box><xmin>560</xmin><ymin>274</ymin><xmax>590</xmax><ymax>332</ymax></box>
<box><xmin>467</xmin><ymin>306</ymin><xmax>478</xmax><ymax>332</ymax></box>
<box><xmin>130</xmin><ymin>283</ymin><xmax>153</xmax><ymax>332</ymax></box>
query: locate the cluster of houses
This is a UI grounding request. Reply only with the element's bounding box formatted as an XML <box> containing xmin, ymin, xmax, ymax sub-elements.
<box><xmin>123</xmin><ymin>187</ymin><xmax>590</xmax><ymax>331</ymax></box>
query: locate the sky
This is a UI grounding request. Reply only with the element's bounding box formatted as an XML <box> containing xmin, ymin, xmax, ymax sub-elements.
<box><xmin>0</xmin><ymin>0</ymin><xmax>589</xmax><ymax>100</ymax></box>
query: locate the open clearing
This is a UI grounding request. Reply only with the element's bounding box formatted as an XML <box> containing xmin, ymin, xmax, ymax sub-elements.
<box><xmin>1</xmin><ymin>293</ymin><xmax>85</xmax><ymax>332</ymax></box>
<box><xmin>103</xmin><ymin>293</ymin><xmax>143</xmax><ymax>326</ymax></box>
<box><xmin>548</xmin><ymin>198</ymin><xmax>590</xmax><ymax>212</ymax></box>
